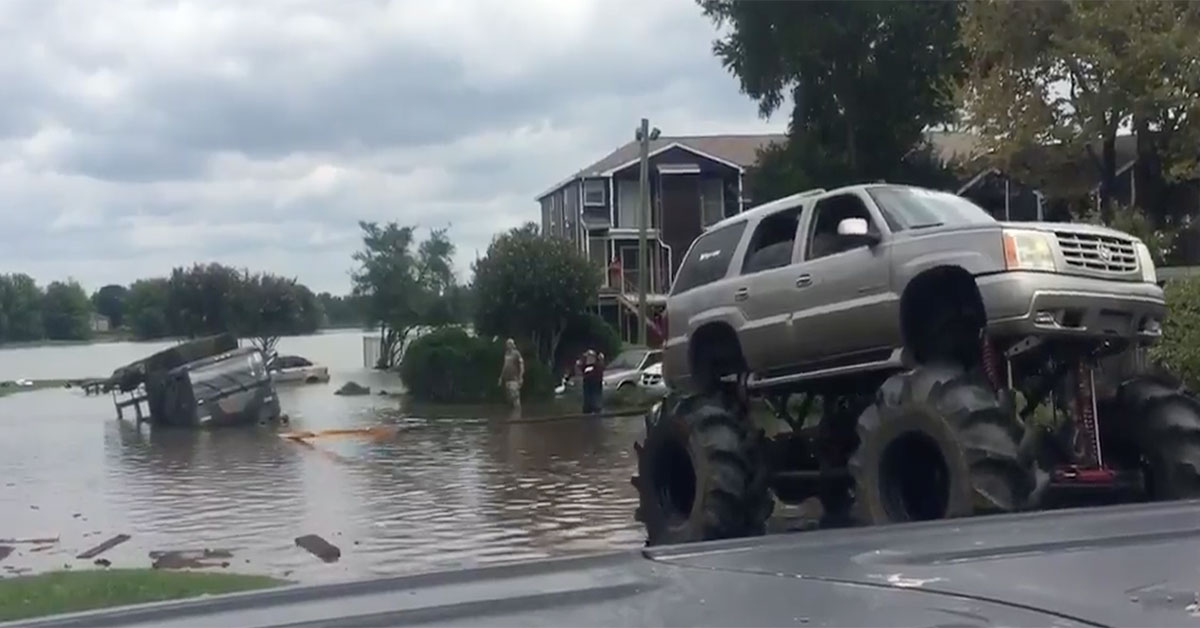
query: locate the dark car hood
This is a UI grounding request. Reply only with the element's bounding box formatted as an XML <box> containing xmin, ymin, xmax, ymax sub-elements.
<box><xmin>10</xmin><ymin>501</ymin><xmax>1200</xmax><ymax>628</ymax></box>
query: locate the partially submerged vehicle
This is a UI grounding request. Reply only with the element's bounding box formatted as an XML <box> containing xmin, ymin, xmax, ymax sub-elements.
<box><xmin>602</xmin><ymin>348</ymin><xmax>663</xmax><ymax>391</ymax></box>
<box><xmin>268</xmin><ymin>354</ymin><xmax>330</xmax><ymax>384</ymax></box>
<box><xmin>104</xmin><ymin>334</ymin><xmax>284</xmax><ymax>428</ymax></box>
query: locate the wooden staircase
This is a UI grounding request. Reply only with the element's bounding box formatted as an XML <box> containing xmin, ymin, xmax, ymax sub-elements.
<box><xmin>614</xmin><ymin>277</ymin><xmax>665</xmax><ymax>343</ymax></box>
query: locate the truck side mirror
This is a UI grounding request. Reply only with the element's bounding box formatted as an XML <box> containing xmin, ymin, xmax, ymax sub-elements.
<box><xmin>837</xmin><ymin>217</ymin><xmax>880</xmax><ymax>246</ymax></box>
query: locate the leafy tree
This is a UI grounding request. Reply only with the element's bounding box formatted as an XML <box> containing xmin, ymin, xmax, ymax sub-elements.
<box><xmin>126</xmin><ymin>278</ymin><xmax>170</xmax><ymax>340</ymax></box>
<box><xmin>41</xmin><ymin>280</ymin><xmax>93</xmax><ymax>341</ymax></box>
<box><xmin>293</xmin><ymin>283</ymin><xmax>322</xmax><ymax>335</ymax></box>
<box><xmin>351</xmin><ymin>221</ymin><xmax>457</xmax><ymax>369</ymax></box>
<box><xmin>957</xmin><ymin>0</ymin><xmax>1200</xmax><ymax>221</ymax></box>
<box><xmin>0</xmin><ymin>274</ymin><xmax>44</xmax><ymax>342</ymax></box>
<box><xmin>166</xmin><ymin>263</ymin><xmax>245</xmax><ymax>338</ymax></box>
<box><xmin>316</xmin><ymin>292</ymin><xmax>365</xmax><ymax>328</ymax></box>
<box><xmin>700</xmin><ymin>0</ymin><xmax>964</xmax><ymax>199</ymax></box>
<box><xmin>471</xmin><ymin>223</ymin><xmax>601</xmax><ymax>366</ymax></box>
<box><xmin>236</xmin><ymin>273</ymin><xmax>320</xmax><ymax>358</ymax></box>
<box><xmin>91</xmin><ymin>284</ymin><xmax>129</xmax><ymax>329</ymax></box>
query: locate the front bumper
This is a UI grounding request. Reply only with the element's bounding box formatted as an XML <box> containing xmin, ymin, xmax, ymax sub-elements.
<box><xmin>976</xmin><ymin>271</ymin><xmax>1165</xmax><ymax>344</ymax></box>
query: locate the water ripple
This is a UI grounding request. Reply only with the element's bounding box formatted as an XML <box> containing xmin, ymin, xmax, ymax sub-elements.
<box><xmin>0</xmin><ymin>375</ymin><xmax>646</xmax><ymax>583</ymax></box>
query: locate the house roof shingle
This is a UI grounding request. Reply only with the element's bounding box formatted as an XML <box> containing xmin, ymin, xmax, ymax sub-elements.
<box><xmin>538</xmin><ymin>129</ymin><xmax>1141</xmax><ymax>202</ymax></box>
<box><xmin>579</xmin><ymin>133</ymin><xmax>787</xmax><ymax>176</ymax></box>
<box><xmin>537</xmin><ymin>133</ymin><xmax>786</xmax><ymax>200</ymax></box>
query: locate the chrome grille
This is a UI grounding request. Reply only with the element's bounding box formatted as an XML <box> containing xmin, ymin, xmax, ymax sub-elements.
<box><xmin>1054</xmin><ymin>231</ymin><xmax>1139</xmax><ymax>274</ymax></box>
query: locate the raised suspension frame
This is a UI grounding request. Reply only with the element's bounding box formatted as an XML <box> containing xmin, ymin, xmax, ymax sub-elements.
<box><xmin>1051</xmin><ymin>358</ymin><xmax>1117</xmax><ymax>484</ymax></box>
<box><xmin>997</xmin><ymin>336</ymin><xmax>1123</xmax><ymax>489</ymax></box>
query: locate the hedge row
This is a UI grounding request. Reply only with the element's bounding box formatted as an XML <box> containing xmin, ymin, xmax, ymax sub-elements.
<box><xmin>399</xmin><ymin>327</ymin><xmax>553</xmax><ymax>404</ymax></box>
<box><xmin>1150</xmin><ymin>274</ymin><xmax>1200</xmax><ymax>390</ymax></box>
<box><xmin>400</xmin><ymin>313</ymin><xmax>623</xmax><ymax>405</ymax></box>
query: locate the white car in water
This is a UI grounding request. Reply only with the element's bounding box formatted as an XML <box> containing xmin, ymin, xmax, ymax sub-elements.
<box><xmin>268</xmin><ymin>355</ymin><xmax>330</xmax><ymax>384</ymax></box>
<box><xmin>602</xmin><ymin>348</ymin><xmax>663</xmax><ymax>391</ymax></box>
<box><xmin>638</xmin><ymin>362</ymin><xmax>668</xmax><ymax>397</ymax></box>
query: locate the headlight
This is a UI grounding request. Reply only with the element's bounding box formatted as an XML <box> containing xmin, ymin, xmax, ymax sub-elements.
<box><xmin>1002</xmin><ymin>229</ymin><xmax>1057</xmax><ymax>272</ymax></box>
<box><xmin>1135</xmin><ymin>241</ymin><xmax>1157</xmax><ymax>283</ymax></box>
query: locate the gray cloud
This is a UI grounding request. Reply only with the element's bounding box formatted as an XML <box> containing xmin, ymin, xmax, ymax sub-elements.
<box><xmin>0</xmin><ymin>0</ymin><xmax>783</xmax><ymax>294</ymax></box>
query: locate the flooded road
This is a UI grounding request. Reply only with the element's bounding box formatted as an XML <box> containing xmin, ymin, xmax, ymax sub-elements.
<box><xmin>0</xmin><ymin>330</ymin><xmax>645</xmax><ymax>582</ymax></box>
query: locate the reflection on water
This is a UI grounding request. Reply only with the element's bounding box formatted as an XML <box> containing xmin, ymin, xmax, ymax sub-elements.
<box><xmin>0</xmin><ymin>331</ymin><xmax>645</xmax><ymax>582</ymax></box>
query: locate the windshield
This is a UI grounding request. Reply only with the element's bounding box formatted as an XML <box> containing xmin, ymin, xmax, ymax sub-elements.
<box><xmin>608</xmin><ymin>349</ymin><xmax>647</xmax><ymax>370</ymax></box>
<box><xmin>868</xmin><ymin>186</ymin><xmax>996</xmax><ymax>231</ymax></box>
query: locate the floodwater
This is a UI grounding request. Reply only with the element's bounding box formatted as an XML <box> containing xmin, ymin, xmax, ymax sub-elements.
<box><xmin>0</xmin><ymin>330</ymin><xmax>645</xmax><ymax>583</ymax></box>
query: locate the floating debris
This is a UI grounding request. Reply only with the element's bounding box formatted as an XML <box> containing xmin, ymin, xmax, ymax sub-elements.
<box><xmin>295</xmin><ymin>534</ymin><xmax>341</xmax><ymax>563</ymax></box>
<box><xmin>93</xmin><ymin>558</ymin><xmax>111</xmax><ymax>568</ymax></box>
<box><xmin>280</xmin><ymin>426</ymin><xmax>398</xmax><ymax>442</ymax></box>
<box><xmin>334</xmin><ymin>381</ymin><xmax>370</xmax><ymax>396</ymax></box>
<box><xmin>0</xmin><ymin>536</ymin><xmax>59</xmax><ymax>545</ymax></box>
<box><xmin>77</xmin><ymin>533</ymin><xmax>131</xmax><ymax>560</ymax></box>
<box><xmin>150</xmin><ymin>548</ymin><xmax>234</xmax><ymax>570</ymax></box>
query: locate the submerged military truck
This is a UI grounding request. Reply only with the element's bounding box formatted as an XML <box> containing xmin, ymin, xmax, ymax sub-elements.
<box><xmin>633</xmin><ymin>183</ymin><xmax>1199</xmax><ymax>545</ymax></box>
<box><xmin>106</xmin><ymin>333</ymin><xmax>284</xmax><ymax>428</ymax></box>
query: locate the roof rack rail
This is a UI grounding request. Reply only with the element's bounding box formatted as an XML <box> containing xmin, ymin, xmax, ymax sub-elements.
<box><xmin>794</xmin><ymin>187</ymin><xmax>826</xmax><ymax>198</ymax></box>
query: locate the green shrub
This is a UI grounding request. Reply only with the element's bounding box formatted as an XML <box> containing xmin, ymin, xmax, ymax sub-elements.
<box><xmin>554</xmin><ymin>312</ymin><xmax>622</xmax><ymax>374</ymax></box>
<box><xmin>400</xmin><ymin>327</ymin><xmax>554</xmax><ymax>403</ymax></box>
<box><xmin>1149</xmin><ymin>275</ymin><xmax>1200</xmax><ymax>390</ymax></box>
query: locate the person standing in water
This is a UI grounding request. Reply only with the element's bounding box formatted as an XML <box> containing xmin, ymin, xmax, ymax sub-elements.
<box><xmin>498</xmin><ymin>338</ymin><xmax>524</xmax><ymax>418</ymax></box>
<box><xmin>577</xmin><ymin>348</ymin><xmax>606</xmax><ymax>414</ymax></box>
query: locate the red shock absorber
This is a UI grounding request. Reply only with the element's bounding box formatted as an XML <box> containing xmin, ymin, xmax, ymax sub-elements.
<box><xmin>1073</xmin><ymin>360</ymin><xmax>1102</xmax><ymax>469</ymax></box>
<box><xmin>979</xmin><ymin>334</ymin><xmax>1002</xmax><ymax>389</ymax></box>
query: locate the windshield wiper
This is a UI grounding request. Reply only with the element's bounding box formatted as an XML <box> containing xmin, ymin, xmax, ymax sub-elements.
<box><xmin>910</xmin><ymin>221</ymin><xmax>944</xmax><ymax>229</ymax></box>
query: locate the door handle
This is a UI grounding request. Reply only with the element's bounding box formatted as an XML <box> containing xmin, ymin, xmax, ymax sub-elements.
<box><xmin>795</xmin><ymin>274</ymin><xmax>813</xmax><ymax>288</ymax></box>
<box><xmin>734</xmin><ymin>287</ymin><xmax>749</xmax><ymax>302</ymax></box>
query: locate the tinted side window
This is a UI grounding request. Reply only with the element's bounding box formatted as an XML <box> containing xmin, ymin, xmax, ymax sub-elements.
<box><xmin>671</xmin><ymin>221</ymin><xmax>747</xmax><ymax>295</ymax></box>
<box><xmin>740</xmin><ymin>207</ymin><xmax>802</xmax><ymax>275</ymax></box>
<box><xmin>806</xmin><ymin>194</ymin><xmax>879</xmax><ymax>260</ymax></box>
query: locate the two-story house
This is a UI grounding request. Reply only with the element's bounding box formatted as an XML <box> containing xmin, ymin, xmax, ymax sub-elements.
<box><xmin>536</xmin><ymin>133</ymin><xmax>785</xmax><ymax>344</ymax></box>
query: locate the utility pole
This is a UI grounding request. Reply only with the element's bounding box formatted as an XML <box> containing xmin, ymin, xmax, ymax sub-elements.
<box><xmin>636</xmin><ymin>119</ymin><xmax>651</xmax><ymax>347</ymax></box>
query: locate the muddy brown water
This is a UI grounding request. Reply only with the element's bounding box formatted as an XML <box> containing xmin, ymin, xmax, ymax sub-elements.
<box><xmin>0</xmin><ymin>330</ymin><xmax>645</xmax><ymax>583</ymax></box>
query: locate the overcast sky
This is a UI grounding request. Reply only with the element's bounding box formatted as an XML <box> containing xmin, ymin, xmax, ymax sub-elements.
<box><xmin>0</xmin><ymin>0</ymin><xmax>783</xmax><ymax>295</ymax></box>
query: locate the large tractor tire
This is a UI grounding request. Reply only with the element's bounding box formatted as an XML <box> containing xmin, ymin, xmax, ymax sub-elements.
<box><xmin>1102</xmin><ymin>376</ymin><xmax>1200</xmax><ymax>500</ymax></box>
<box><xmin>633</xmin><ymin>392</ymin><xmax>772</xmax><ymax>546</ymax></box>
<box><xmin>849</xmin><ymin>363</ymin><xmax>1033</xmax><ymax>524</ymax></box>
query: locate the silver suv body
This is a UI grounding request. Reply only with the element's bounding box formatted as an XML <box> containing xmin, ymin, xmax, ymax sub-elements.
<box><xmin>663</xmin><ymin>183</ymin><xmax>1165</xmax><ymax>392</ymax></box>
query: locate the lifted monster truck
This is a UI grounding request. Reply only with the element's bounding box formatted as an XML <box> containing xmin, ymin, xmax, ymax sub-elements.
<box><xmin>633</xmin><ymin>183</ymin><xmax>1200</xmax><ymax>546</ymax></box>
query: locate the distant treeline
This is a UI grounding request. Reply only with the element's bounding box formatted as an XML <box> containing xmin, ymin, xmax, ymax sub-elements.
<box><xmin>0</xmin><ymin>263</ymin><xmax>366</xmax><ymax>345</ymax></box>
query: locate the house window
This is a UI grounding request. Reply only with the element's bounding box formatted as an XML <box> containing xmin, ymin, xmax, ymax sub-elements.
<box><xmin>564</xmin><ymin>186</ymin><xmax>579</xmax><ymax>244</ymax></box>
<box><xmin>701</xmin><ymin>178</ymin><xmax>725</xmax><ymax>226</ymax></box>
<box><xmin>588</xmin><ymin>237</ymin><xmax>607</xmax><ymax>271</ymax></box>
<box><xmin>583</xmin><ymin>179</ymin><xmax>606</xmax><ymax>206</ymax></box>
<box><xmin>553</xmin><ymin>193</ymin><xmax>564</xmax><ymax>238</ymax></box>
<box><xmin>618</xmin><ymin>179</ymin><xmax>641</xmax><ymax>228</ymax></box>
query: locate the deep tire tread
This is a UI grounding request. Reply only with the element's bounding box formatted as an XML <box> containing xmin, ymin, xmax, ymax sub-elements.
<box><xmin>849</xmin><ymin>365</ymin><xmax>1033</xmax><ymax>523</ymax></box>
<box><xmin>1107</xmin><ymin>377</ymin><xmax>1200</xmax><ymax>500</ymax></box>
<box><xmin>633</xmin><ymin>392</ymin><xmax>773</xmax><ymax>546</ymax></box>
